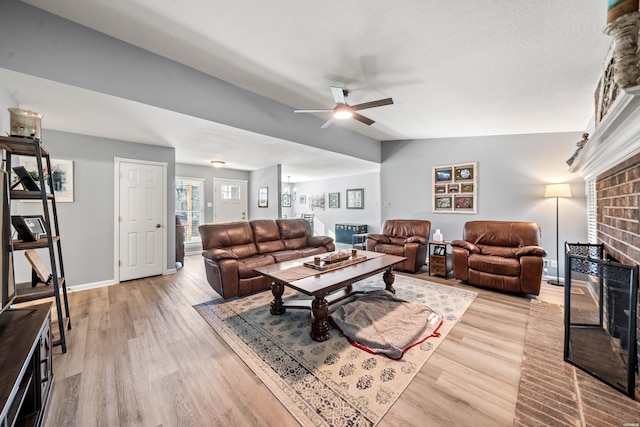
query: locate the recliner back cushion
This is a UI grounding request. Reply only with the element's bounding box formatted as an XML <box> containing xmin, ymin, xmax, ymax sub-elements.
<box><xmin>463</xmin><ymin>221</ymin><xmax>541</xmax><ymax>248</ymax></box>
<box><xmin>250</xmin><ymin>220</ymin><xmax>286</xmax><ymax>253</ymax></box>
<box><xmin>382</xmin><ymin>220</ymin><xmax>430</xmax><ymax>240</ymax></box>
<box><xmin>199</xmin><ymin>222</ymin><xmax>258</xmax><ymax>258</ymax></box>
<box><xmin>277</xmin><ymin>219</ymin><xmax>312</xmax><ymax>250</ymax></box>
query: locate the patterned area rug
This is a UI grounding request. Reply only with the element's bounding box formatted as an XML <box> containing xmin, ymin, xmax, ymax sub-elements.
<box><xmin>194</xmin><ymin>274</ymin><xmax>476</xmax><ymax>426</ymax></box>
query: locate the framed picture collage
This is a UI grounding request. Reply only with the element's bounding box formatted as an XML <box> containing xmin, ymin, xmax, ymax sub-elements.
<box><xmin>432</xmin><ymin>162</ymin><xmax>477</xmax><ymax>214</ymax></box>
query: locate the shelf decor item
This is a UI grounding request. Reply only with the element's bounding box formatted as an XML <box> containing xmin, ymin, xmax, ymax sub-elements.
<box><xmin>432</xmin><ymin>162</ymin><xmax>477</xmax><ymax>214</ymax></box>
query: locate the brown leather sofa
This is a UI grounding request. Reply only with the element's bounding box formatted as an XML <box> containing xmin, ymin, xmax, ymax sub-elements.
<box><xmin>199</xmin><ymin>218</ymin><xmax>335</xmax><ymax>299</ymax></box>
<box><xmin>451</xmin><ymin>221</ymin><xmax>547</xmax><ymax>295</ymax></box>
<box><xmin>365</xmin><ymin>219</ymin><xmax>431</xmax><ymax>273</ymax></box>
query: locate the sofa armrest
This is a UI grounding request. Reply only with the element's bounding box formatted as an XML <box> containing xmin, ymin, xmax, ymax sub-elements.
<box><xmin>404</xmin><ymin>236</ymin><xmax>427</xmax><ymax>245</ymax></box>
<box><xmin>451</xmin><ymin>240</ymin><xmax>481</xmax><ymax>254</ymax></box>
<box><xmin>202</xmin><ymin>248</ymin><xmax>238</xmax><ymax>261</ymax></box>
<box><xmin>515</xmin><ymin>245</ymin><xmax>547</xmax><ymax>257</ymax></box>
<box><xmin>367</xmin><ymin>234</ymin><xmax>391</xmax><ymax>244</ymax></box>
<box><xmin>307</xmin><ymin>235</ymin><xmax>333</xmax><ymax>247</ymax></box>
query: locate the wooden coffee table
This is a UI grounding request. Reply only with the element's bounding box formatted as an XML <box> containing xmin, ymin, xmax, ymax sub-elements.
<box><xmin>254</xmin><ymin>251</ymin><xmax>406</xmax><ymax>342</ymax></box>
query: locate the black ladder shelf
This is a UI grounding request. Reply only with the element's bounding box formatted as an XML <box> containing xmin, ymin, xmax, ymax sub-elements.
<box><xmin>0</xmin><ymin>136</ymin><xmax>71</xmax><ymax>353</ymax></box>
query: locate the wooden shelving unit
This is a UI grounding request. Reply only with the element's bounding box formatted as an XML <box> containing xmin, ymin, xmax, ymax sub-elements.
<box><xmin>0</xmin><ymin>136</ymin><xmax>71</xmax><ymax>353</ymax></box>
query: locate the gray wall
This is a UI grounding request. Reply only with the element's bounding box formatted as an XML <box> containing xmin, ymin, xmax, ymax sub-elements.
<box><xmin>381</xmin><ymin>132</ymin><xmax>588</xmax><ymax>279</ymax></box>
<box><xmin>249</xmin><ymin>165</ymin><xmax>281</xmax><ymax>220</ymax></box>
<box><xmin>175</xmin><ymin>163</ymin><xmax>250</xmax><ymax>224</ymax></box>
<box><xmin>11</xmin><ymin>129</ymin><xmax>176</xmax><ymax>286</ymax></box>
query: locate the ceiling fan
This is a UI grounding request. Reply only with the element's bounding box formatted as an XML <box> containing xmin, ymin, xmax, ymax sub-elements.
<box><xmin>294</xmin><ymin>86</ymin><xmax>393</xmax><ymax>128</ymax></box>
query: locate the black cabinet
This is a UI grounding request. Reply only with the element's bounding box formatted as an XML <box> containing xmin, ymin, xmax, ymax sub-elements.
<box><xmin>335</xmin><ymin>224</ymin><xmax>367</xmax><ymax>244</ymax></box>
<box><xmin>0</xmin><ymin>303</ymin><xmax>53</xmax><ymax>427</ymax></box>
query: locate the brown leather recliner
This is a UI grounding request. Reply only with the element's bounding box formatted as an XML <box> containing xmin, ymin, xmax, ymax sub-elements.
<box><xmin>365</xmin><ymin>219</ymin><xmax>431</xmax><ymax>273</ymax></box>
<box><xmin>451</xmin><ymin>221</ymin><xmax>547</xmax><ymax>295</ymax></box>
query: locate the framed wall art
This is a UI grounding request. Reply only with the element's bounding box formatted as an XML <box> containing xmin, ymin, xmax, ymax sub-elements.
<box><xmin>299</xmin><ymin>195</ymin><xmax>306</xmax><ymax>204</ymax></box>
<box><xmin>258</xmin><ymin>187</ymin><xmax>268</xmax><ymax>207</ymax></box>
<box><xmin>18</xmin><ymin>157</ymin><xmax>74</xmax><ymax>202</ymax></box>
<box><xmin>346</xmin><ymin>188</ymin><xmax>364</xmax><ymax>209</ymax></box>
<box><xmin>328</xmin><ymin>192</ymin><xmax>340</xmax><ymax>208</ymax></box>
<box><xmin>432</xmin><ymin>162</ymin><xmax>477</xmax><ymax>214</ymax></box>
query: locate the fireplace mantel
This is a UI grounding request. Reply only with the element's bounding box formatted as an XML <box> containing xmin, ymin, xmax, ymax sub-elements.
<box><xmin>569</xmin><ymin>85</ymin><xmax>640</xmax><ymax>180</ymax></box>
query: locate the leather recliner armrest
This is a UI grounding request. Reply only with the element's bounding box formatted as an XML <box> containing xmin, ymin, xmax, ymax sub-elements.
<box><xmin>202</xmin><ymin>248</ymin><xmax>238</xmax><ymax>261</ymax></box>
<box><xmin>514</xmin><ymin>245</ymin><xmax>547</xmax><ymax>257</ymax></box>
<box><xmin>367</xmin><ymin>234</ymin><xmax>391</xmax><ymax>244</ymax></box>
<box><xmin>404</xmin><ymin>236</ymin><xmax>427</xmax><ymax>245</ymax></box>
<box><xmin>307</xmin><ymin>235</ymin><xmax>333</xmax><ymax>247</ymax></box>
<box><xmin>451</xmin><ymin>240</ymin><xmax>481</xmax><ymax>254</ymax></box>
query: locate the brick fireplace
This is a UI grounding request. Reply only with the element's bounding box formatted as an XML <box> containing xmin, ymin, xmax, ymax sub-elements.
<box><xmin>570</xmin><ymin>85</ymin><xmax>640</xmax><ymax>399</ymax></box>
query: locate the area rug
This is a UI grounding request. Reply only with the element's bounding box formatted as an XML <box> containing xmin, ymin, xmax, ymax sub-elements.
<box><xmin>194</xmin><ymin>274</ymin><xmax>476</xmax><ymax>426</ymax></box>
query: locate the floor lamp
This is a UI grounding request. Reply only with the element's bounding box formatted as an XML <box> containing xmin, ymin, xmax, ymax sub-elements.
<box><xmin>544</xmin><ymin>183</ymin><xmax>572</xmax><ymax>286</ymax></box>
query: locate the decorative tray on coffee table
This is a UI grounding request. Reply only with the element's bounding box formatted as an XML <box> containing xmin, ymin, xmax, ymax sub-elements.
<box><xmin>303</xmin><ymin>251</ymin><xmax>368</xmax><ymax>271</ymax></box>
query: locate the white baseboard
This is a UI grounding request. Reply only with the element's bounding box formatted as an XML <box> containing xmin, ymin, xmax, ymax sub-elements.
<box><xmin>66</xmin><ymin>279</ymin><xmax>116</xmax><ymax>293</ymax></box>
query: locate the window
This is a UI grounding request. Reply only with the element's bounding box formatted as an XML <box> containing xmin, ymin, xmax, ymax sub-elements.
<box><xmin>586</xmin><ymin>179</ymin><xmax>597</xmax><ymax>244</ymax></box>
<box><xmin>220</xmin><ymin>184</ymin><xmax>241</xmax><ymax>200</ymax></box>
<box><xmin>176</xmin><ymin>177</ymin><xmax>204</xmax><ymax>244</ymax></box>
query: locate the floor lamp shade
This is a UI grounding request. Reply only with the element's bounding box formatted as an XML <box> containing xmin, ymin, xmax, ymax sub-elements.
<box><xmin>544</xmin><ymin>183</ymin><xmax>572</xmax><ymax>199</ymax></box>
<box><xmin>545</xmin><ymin>183</ymin><xmax>572</xmax><ymax>286</ymax></box>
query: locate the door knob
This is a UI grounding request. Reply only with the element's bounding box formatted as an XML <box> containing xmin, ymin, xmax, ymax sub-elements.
<box><xmin>156</xmin><ymin>224</ymin><xmax>161</xmax><ymax>228</ymax></box>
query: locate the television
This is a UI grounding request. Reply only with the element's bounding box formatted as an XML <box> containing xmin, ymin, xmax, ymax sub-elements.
<box><xmin>0</xmin><ymin>170</ymin><xmax>16</xmax><ymax>315</ymax></box>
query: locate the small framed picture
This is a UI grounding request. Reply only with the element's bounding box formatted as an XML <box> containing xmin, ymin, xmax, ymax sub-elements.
<box><xmin>433</xmin><ymin>246</ymin><xmax>446</xmax><ymax>255</ymax></box>
<box><xmin>258</xmin><ymin>187</ymin><xmax>268</xmax><ymax>208</ymax></box>
<box><xmin>23</xmin><ymin>215</ymin><xmax>48</xmax><ymax>238</ymax></box>
<box><xmin>435</xmin><ymin>168</ymin><xmax>452</xmax><ymax>182</ymax></box>
<box><xmin>447</xmin><ymin>184</ymin><xmax>460</xmax><ymax>193</ymax></box>
<box><xmin>435</xmin><ymin>196</ymin><xmax>452</xmax><ymax>210</ymax></box>
<box><xmin>346</xmin><ymin>188</ymin><xmax>364</xmax><ymax>209</ymax></box>
<box><xmin>299</xmin><ymin>195</ymin><xmax>306</xmax><ymax>204</ymax></box>
<box><xmin>328</xmin><ymin>192</ymin><xmax>340</xmax><ymax>208</ymax></box>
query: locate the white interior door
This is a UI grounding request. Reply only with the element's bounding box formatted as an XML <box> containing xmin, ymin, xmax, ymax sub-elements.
<box><xmin>118</xmin><ymin>160</ymin><xmax>165</xmax><ymax>281</ymax></box>
<box><xmin>213</xmin><ymin>178</ymin><xmax>247</xmax><ymax>223</ymax></box>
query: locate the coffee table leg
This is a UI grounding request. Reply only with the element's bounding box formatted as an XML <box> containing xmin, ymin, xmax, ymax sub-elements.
<box><xmin>383</xmin><ymin>268</ymin><xmax>396</xmax><ymax>294</ymax></box>
<box><xmin>270</xmin><ymin>282</ymin><xmax>286</xmax><ymax>315</ymax></box>
<box><xmin>311</xmin><ymin>294</ymin><xmax>330</xmax><ymax>342</ymax></box>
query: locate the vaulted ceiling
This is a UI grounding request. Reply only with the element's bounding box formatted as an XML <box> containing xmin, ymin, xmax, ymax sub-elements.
<box><xmin>1</xmin><ymin>1</ymin><xmax>613</xmax><ymax>181</ymax></box>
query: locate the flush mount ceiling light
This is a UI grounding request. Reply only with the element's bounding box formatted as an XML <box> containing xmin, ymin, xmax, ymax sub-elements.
<box><xmin>211</xmin><ymin>160</ymin><xmax>225</xmax><ymax>168</ymax></box>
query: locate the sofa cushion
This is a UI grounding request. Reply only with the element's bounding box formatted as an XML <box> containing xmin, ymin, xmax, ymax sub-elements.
<box><xmin>251</xmin><ymin>220</ymin><xmax>286</xmax><ymax>254</ymax></box>
<box><xmin>237</xmin><ymin>255</ymin><xmax>276</xmax><ymax>279</ymax></box>
<box><xmin>382</xmin><ymin>220</ymin><xmax>431</xmax><ymax>240</ymax></box>
<box><xmin>478</xmin><ymin>245</ymin><xmax>517</xmax><ymax>258</ymax></box>
<box><xmin>468</xmin><ymin>254</ymin><xmax>520</xmax><ymax>276</ymax></box>
<box><xmin>374</xmin><ymin>244</ymin><xmax>405</xmax><ymax>257</ymax></box>
<box><xmin>300</xmin><ymin>247</ymin><xmax>329</xmax><ymax>257</ymax></box>
<box><xmin>277</xmin><ymin>218</ymin><xmax>313</xmax><ymax>250</ymax></box>
<box><xmin>199</xmin><ymin>222</ymin><xmax>258</xmax><ymax>258</ymax></box>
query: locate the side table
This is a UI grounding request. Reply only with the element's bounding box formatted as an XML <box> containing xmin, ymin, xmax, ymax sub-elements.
<box><xmin>351</xmin><ymin>233</ymin><xmax>368</xmax><ymax>250</ymax></box>
<box><xmin>428</xmin><ymin>240</ymin><xmax>452</xmax><ymax>278</ymax></box>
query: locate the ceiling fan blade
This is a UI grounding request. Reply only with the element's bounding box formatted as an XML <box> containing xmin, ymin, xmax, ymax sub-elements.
<box><xmin>294</xmin><ymin>109</ymin><xmax>333</xmax><ymax>113</ymax></box>
<box><xmin>352</xmin><ymin>113</ymin><xmax>375</xmax><ymax>126</ymax></box>
<box><xmin>330</xmin><ymin>86</ymin><xmax>346</xmax><ymax>104</ymax></box>
<box><xmin>321</xmin><ymin>117</ymin><xmax>335</xmax><ymax>128</ymax></box>
<box><xmin>351</xmin><ymin>98</ymin><xmax>394</xmax><ymax>111</ymax></box>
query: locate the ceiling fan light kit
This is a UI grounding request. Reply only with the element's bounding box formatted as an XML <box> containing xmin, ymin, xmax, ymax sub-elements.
<box><xmin>295</xmin><ymin>86</ymin><xmax>393</xmax><ymax>128</ymax></box>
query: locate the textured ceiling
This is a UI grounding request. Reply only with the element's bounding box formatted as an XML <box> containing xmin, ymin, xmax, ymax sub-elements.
<box><xmin>4</xmin><ymin>0</ymin><xmax>613</xmax><ymax>180</ymax></box>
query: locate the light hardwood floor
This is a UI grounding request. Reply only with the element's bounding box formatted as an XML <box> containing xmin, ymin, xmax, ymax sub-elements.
<box><xmin>43</xmin><ymin>254</ymin><xmax>564</xmax><ymax>427</ymax></box>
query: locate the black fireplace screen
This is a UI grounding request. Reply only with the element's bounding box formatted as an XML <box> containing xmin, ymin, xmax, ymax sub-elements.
<box><xmin>564</xmin><ymin>243</ymin><xmax>638</xmax><ymax>398</ymax></box>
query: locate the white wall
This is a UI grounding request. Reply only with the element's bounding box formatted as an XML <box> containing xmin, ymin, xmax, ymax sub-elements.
<box><xmin>289</xmin><ymin>172</ymin><xmax>381</xmax><ymax>238</ymax></box>
<box><xmin>381</xmin><ymin>132</ymin><xmax>587</xmax><ymax>280</ymax></box>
